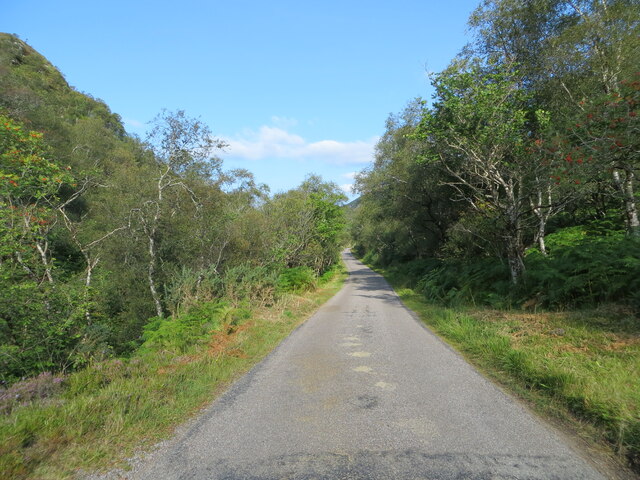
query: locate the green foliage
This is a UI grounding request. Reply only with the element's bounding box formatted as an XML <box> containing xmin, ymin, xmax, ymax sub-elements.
<box><xmin>277</xmin><ymin>266</ymin><xmax>316</xmax><ymax>293</ymax></box>
<box><xmin>265</xmin><ymin>175</ymin><xmax>347</xmax><ymax>275</ymax></box>
<box><xmin>0</xmin><ymin>113</ymin><xmax>72</xmax><ymax>279</ymax></box>
<box><xmin>218</xmin><ymin>265</ymin><xmax>279</xmax><ymax>307</ymax></box>
<box><xmin>415</xmin><ymin>258</ymin><xmax>513</xmax><ymax>308</ymax></box>
<box><xmin>366</xmin><ymin>222</ymin><xmax>640</xmax><ymax>311</ymax></box>
<box><xmin>0</xmin><ymin>114</ymin><xmax>87</xmax><ymax>383</ymax></box>
<box><xmin>0</xmin><ymin>264</ymin><xmax>347</xmax><ymax>480</ymax></box>
<box><xmin>138</xmin><ymin>302</ymin><xmax>249</xmax><ymax>355</ymax></box>
<box><xmin>0</xmin><ymin>282</ymin><xmax>88</xmax><ymax>383</ymax></box>
<box><xmin>525</xmin><ymin>229</ymin><xmax>640</xmax><ymax>307</ymax></box>
<box><xmin>0</xmin><ymin>36</ymin><xmax>349</xmax><ymax>385</ymax></box>
<box><xmin>353</xmin><ymin>1</ymin><xmax>640</xmax><ymax>304</ymax></box>
<box><xmin>352</xmin><ymin>100</ymin><xmax>454</xmax><ymax>265</ymax></box>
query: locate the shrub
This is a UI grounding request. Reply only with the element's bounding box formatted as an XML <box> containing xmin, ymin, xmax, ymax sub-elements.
<box><xmin>524</xmin><ymin>229</ymin><xmax>640</xmax><ymax>308</ymax></box>
<box><xmin>277</xmin><ymin>267</ymin><xmax>316</xmax><ymax>293</ymax></box>
<box><xmin>0</xmin><ymin>372</ymin><xmax>65</xmax><ymax>415</ymax></box>
<box><xmin>221</xmin><ymin>265</ymin><xmax>279</xmax><ymax>306</ymax></box>
<box><xmin>416</xmin><ymin>257</ymin><xmax>512</xmax><ymax>308</ymax></box>
<box><xmin>138</xmin><ymin>302</ymin><xmax>229</xmax><ymax>355</ymax></box>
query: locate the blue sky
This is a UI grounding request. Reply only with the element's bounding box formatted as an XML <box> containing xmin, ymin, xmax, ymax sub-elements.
<box><xmin>2</xmin><ymin>0</ymin><xmax>479</xmax><ymax>199</ymax></box>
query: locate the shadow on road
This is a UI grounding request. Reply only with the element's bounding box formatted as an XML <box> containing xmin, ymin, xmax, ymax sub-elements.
<box><xmin>343</xmin><ymin>254</ymin><xmax>405</xmax><ymax>307</ymax></box>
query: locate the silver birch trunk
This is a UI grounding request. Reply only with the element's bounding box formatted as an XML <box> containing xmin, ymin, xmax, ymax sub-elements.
<box><xmin>613</xmin><ymin>169</ymin><xmax>640</xmax><ymax>236</ymax></box>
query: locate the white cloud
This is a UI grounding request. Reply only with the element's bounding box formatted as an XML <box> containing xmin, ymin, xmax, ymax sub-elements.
<box><xmin>223</xmin><ymin>126</ymin><xmax>377</xmax><ymax>166</ymax></box>
<box><xmin>340</xmin><ymin>183</ymin><xmax>354</xmax><ymax>195</ymax></box>
<box><xmin>342</xmin><ymin>171</ymin><xmax>357</xmax><ymax>179</ymax></box>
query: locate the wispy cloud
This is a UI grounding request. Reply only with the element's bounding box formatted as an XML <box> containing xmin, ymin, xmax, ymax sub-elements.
<box><xmin>223</xmin><ymin>126</ymin><xmax>377</xmax><ymax>165</ymax></box>
<box><xmin>270</xmin><ymin>116</ymin><xmax>298</xmax><ymax>129</ymax></box>
<box><xmin>123</xmin><ymin>118</ymin><xmax>145</xmax><ymax>131</ymax></box>
<box><xmin>339</xmin><ymin>172</ymin><xmax>358</xmax><ymax>196</ymax></box>
<box><xmin>340</xmin><ymin>183</ymin><xmax>355</xmax><ymax>195</ymax></box>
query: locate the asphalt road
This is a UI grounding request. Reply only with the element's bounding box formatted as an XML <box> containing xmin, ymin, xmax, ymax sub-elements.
<box><xmin>118</xmin><ymin>250</ymin><xmax>606</xmax><ymax>479</ymax></box>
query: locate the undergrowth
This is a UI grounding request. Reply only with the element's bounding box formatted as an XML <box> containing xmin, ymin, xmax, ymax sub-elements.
<box><xmin>364</xmin><ymin>228</ymin><xmax>640</xmax><ymax>311</ymax></box>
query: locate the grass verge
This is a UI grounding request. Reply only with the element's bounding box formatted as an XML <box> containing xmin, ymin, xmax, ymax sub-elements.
<box><xmin>375</xmin><ymin>265</ymin><xmax>640</xmax><ymax>475</ymax></box>
<box><xmin>0</xmin><ymin>265</ymin><xmax>347</xmax><ymax>480</ymax></box>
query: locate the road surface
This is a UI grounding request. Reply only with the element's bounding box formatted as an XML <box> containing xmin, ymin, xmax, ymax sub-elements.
<box><xmin>117</xmin><ymin>250</ymin><xmax>605</xmax><ymax>479</ymax></box>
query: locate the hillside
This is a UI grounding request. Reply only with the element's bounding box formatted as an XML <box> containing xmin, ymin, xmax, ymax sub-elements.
<box><xmin>0</xmin><ymin>33</ymin><xmax>126</xmax><ymax>140</ymax></box>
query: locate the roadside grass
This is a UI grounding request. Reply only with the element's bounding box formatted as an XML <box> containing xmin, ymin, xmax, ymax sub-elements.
<box><xmin>0</xmin><ymin>265</ymin><xmax>347</xmax><ymax>480</ymax></box>
<box><xmin>375</xmin><ymin>265</ymin><xmax>640</xmax><ymax>473</ymax></box>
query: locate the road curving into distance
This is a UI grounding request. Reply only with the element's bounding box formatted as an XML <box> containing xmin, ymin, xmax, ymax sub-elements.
<box><xmin>113</xmin><ymin>250</ymin><xmax>606</xmax><ymax>479</ymax></box>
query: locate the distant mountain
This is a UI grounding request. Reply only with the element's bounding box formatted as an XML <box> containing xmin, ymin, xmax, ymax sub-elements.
<box><xmin>346</xmin><ymin>197</ymin><xmax>361</xmax><ymax>209</ymax></box>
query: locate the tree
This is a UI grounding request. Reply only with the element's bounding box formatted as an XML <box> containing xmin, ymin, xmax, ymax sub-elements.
<box><xmin>416</xmin><ymin>63</ymin><xmax>548</xmax><ymax>283</ymax></box>
<box><xmin>569</xmin><ymin>75</ymin><xmax>640</xmax><ymax>235</ymax></box>
<box><xmin>353</xmin><ymin>100</ymin><xmax>457</xmax><ymax>263</ymax></box>
<box><xmin>467</xmin><ymin>0</ymin><xmax>640</xmax><ymax>239</ymax></box>
<box><xmin>0</xmin><ymin>113</ymin><xmax>71</xmax><ymax>284</ymax></box>
<box><xmin>265</xmin><ymin>176</ymin><xmax>346</xmax><ymax>274</ymax></box>
<box><xmin>139</xmin><ymin>110</ymin><xmax>227</xmax><ymax>318</ymax></box>
<box><xmin>0</xmin><ymin>113</ymin><xmax>81</xmax><ymax>380</ymax></box>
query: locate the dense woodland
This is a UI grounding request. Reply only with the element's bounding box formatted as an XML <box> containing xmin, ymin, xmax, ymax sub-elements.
<box><xmin>0</xmin><ymin>33</ymin><xmax>347</xmax><ymax>384</ymax></box>
<box><xmin>352</xmin><ymin>0</ymin><xmax>640</xmax><ymax>308</ymax></box>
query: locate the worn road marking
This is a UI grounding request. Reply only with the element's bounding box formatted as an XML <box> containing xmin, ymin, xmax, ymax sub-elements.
<box><xmin>343</xmin><ymin>336</ymin><xmax>361</xmax><ymax>342</ymax></box>
<box><xmin>340</xmin><ymin>342</ymin><xmax>363</xmax><ymax>347</ymax></box>
<box><xmin>348</xmin><ymin>351</ymin><xmax>371</xmax><ymax>358</ymax></box>
<box><xmin>375</xmin><ymin>381</ymin><xmax>396</xmax><ymax>391</ymax></box>
<box><xmin>353</xmin><ymin>366</ymin><xmax>373</xmax><ymax>373</ymax></box>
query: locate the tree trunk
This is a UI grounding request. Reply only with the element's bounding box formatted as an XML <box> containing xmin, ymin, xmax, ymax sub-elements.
<box><xmin>506</xmin><ymin>183</ymin><xmax>526</xmax><ymax>284</ymax></box>
<box><xmin>531</xmin><ymin>187</ymin><xmax>549</xmax><ymax>256</ymax></box>
<box><xmin>35</xmin><ymin>240</ymin><xmax>54</xmax><ymax>284</ymax></box>
<box><xmin>506</xmin><ymin>235</ymin><xmax>526</xmax><ymax>285</ymax></box>
<box><xmin>83</xmin><ymin>256</ymin><xmax>99</xmax><ymax>324</ymax></box>
<box><xmin>623</xmin><ymin>169</ymin><xmax>640</xmax><ymax>236</ymax></box>
<box><xmin>613</xmin><ymin>169</ymin><xmax>640</xmax><ymax>236</ymax></box>
<box><xmin>538</xmin><ymin>225</ymin><xmax>547</xmax><ymax>256</ymax></box>
<box><xmin>148</xmin><ymin>234</ymin><xmax>164</xmax><ymax>318</ymax></box>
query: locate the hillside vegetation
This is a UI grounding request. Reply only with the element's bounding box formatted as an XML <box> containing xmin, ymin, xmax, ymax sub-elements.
<box><xmin>352</xmin><ymin>0</ymin><xmax>640</xmax><ymax>302</ymax></box>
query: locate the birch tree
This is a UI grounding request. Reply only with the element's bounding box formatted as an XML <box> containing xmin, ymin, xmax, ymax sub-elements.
<box><xmin>141</xmin><ymin>110</ymin><xmax>227</xmax><ymax>318</ymax></box>
<box><xmin>416</xmin><ymin>64</ymin><xmax>548</xmax><ymax>283</ymax></box>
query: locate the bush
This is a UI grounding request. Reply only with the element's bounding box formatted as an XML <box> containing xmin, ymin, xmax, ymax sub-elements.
<box><xmin>0</xmin><ymin>282</ymin><xmax>87</xmax><ymax>384</ymax></box>
<box><xmin>165</xmin><ymin>264</ymin><xmax>280</xmax><ymax>313</ymax></box>
<box><xmin>277</xmin><ymin>267</ymin><xmax>316</xmax><ymax>293</ymax></box>
<box><xmin>0</xmin><ymin>372</ymin><xmax>65</xmax><ymax>415</ymax></box>
<box><xmin>385</xmin><ymin>226</ymin><xmax>640</xmax><ymax>310</ymax></box>
<box><xmin>416</xmin><ymin>257</ymin><xmax>512</xmax><ymax>308</ymax></box>
<box><xmin>138</xmin><ymin>302</ymin><xmax>230</xmax><ymax>355</ymax></box>
<box><xmin>221</xmin><ymin>265</ymin><xmax>279</xmax><ymax>306</ymax></box>
<box><xmin>524</xmin><ymin>229</ymin><xmax>640</xmax><ymax>308</ymax></box>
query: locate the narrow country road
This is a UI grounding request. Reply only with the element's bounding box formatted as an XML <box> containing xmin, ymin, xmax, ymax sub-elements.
<box><xmin>119</xmin><ymin>250</ymin><xmax>605</xmax><ymax>479</ymax></box>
